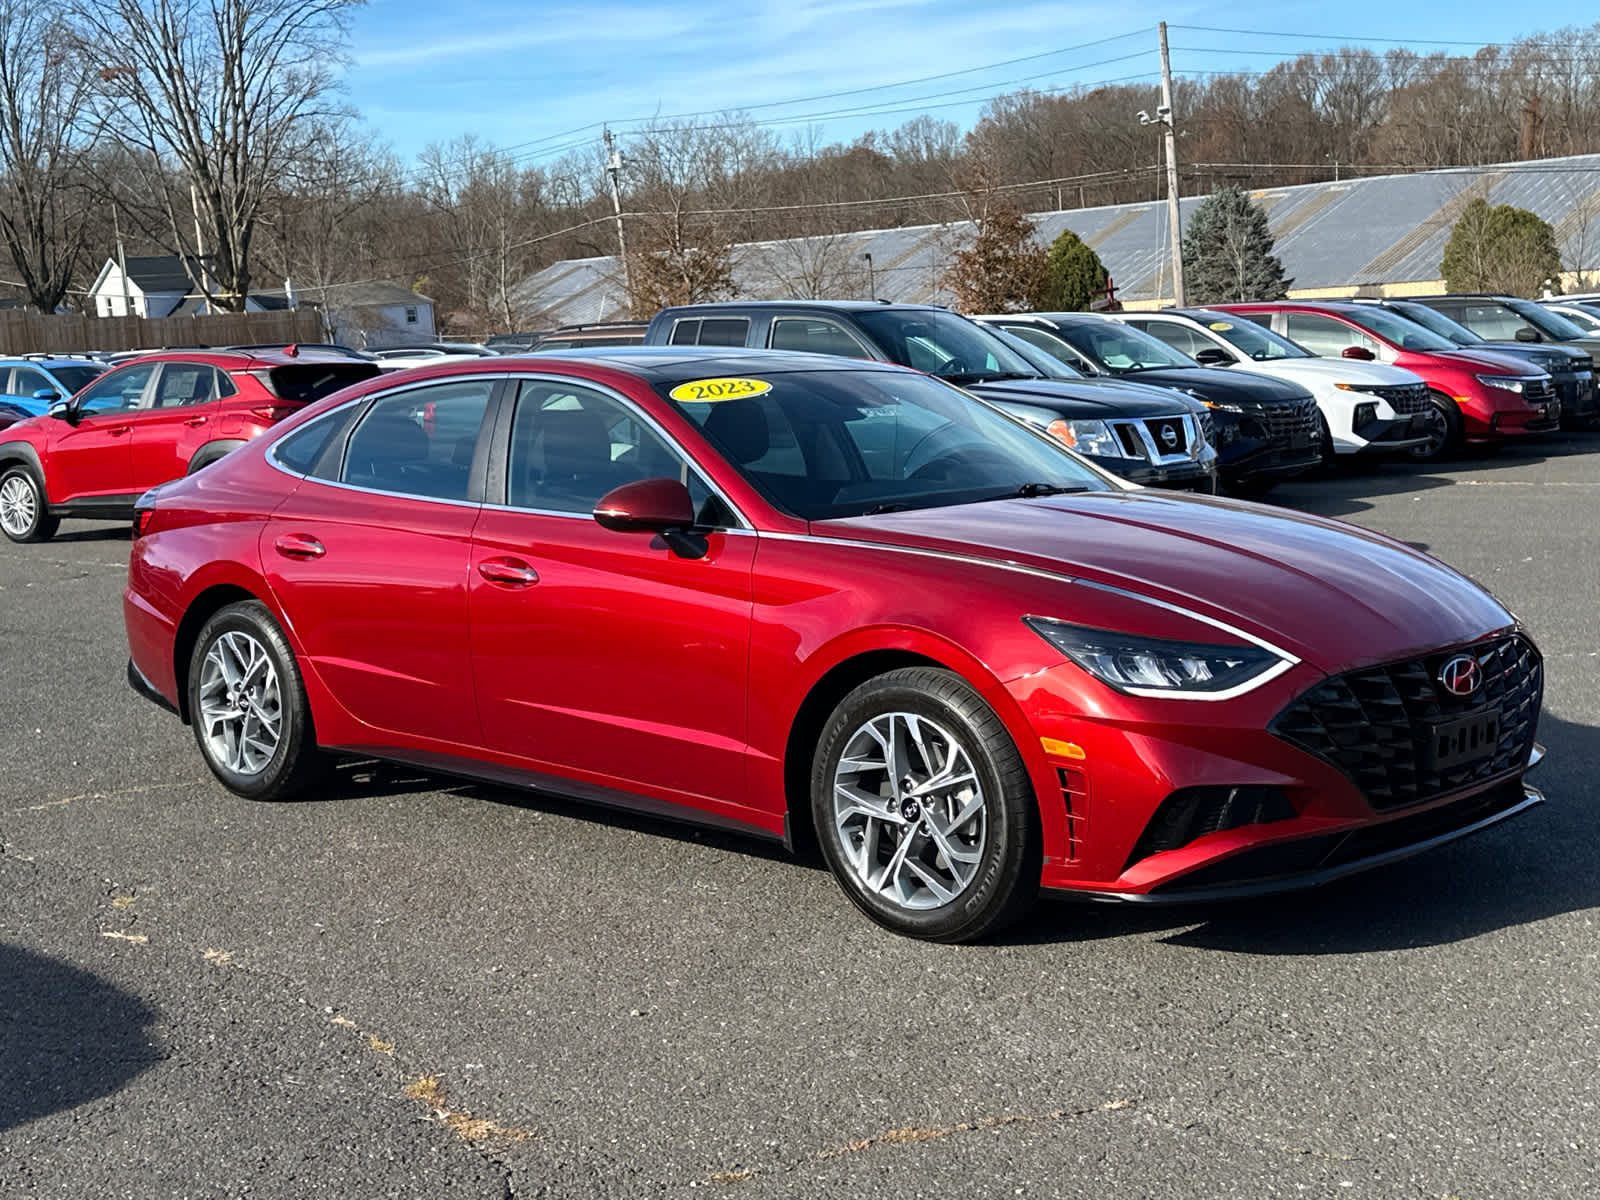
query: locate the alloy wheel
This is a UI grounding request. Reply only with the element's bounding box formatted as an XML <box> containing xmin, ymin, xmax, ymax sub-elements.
<box><xmin>1407</xmin><ymin>402</ymin><xmax>1452</xmax><ymax>460</ymax></box>
<box><xmin>197</xmin><ymin>630</ymin><xmax>283</xmax><ymax>776</ymax></box>
<box><xmin>831</xmin><ymin>711</ymin><xmax>986</xmax><ymax>910</ymax></box>
<box><xmin>0</xmin><ymin>473</ymin><xmax>37</xmax><ymax>537</ymax></box>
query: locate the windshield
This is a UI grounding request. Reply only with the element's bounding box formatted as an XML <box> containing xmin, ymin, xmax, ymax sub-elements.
<box><xmin>984</xmin><ymin>326</ymin><xmax>1084</xmax><ymax>379</ymax></box>
<box><xmin>1388</xmin><ymin>303</ymin><xmax>1481</xmax><ymax>345</ymax></box>
<box><xmin>49</xmin><ymin>366</ymin><xmax>107</xmax><ymax>394</ymax></box>
<box><xmin>1192</xmin><ymin>313</ymin><xmax>1309</xmax><ymax>360</ymax></box>
<box><xmin>1341</xmin><ymin>306</ymin><xmax>1456</xmax><ymax>351</ymax></box>
<box><xmin>853</xmin><ymin>309</ymin><xmax>1039</xmax><ymax>383</ymax></box>
<box><xmin>1503</xmin><ymin>298</ymin><xmax>1586</xmax><ymax>340</ymax></box>
<box><xmin>1052</xmin><ymin>320</ymin><xmax>1197</xmax><ymax>372</ymax></box>
<box><xmin>661</xmin><ymin>367</ymin><xmax>1109</xmax><ymax>521</ymax></box>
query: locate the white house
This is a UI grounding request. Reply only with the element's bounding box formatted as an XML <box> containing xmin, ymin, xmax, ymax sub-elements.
<box><xmin>87</xmin><ymin>254</ymin><xmax>285</xmax><ymax>318</ymax></box>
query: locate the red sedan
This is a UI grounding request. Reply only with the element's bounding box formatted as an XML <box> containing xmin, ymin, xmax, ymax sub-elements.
<box><xmin>123</xmin><ymin>350</ymin><xmax>1545</xmax><ymax>941</ymax></box>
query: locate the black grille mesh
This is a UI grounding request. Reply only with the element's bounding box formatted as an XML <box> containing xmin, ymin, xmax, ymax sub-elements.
<box><xmin>1260</xmin><ymin>396</ymin><xmax>1319</xmax><ymax>442</ymax></box>
<box><xmin>1271</xmin><ymin>634</ymin><xmax>1541</xmax><ymax>812</ymax></box>
<box><xmin>1127</xmin><ymin>786</ymin><xmax>1294</xmax><ymax>867</ymax></box>
<box><xmin>1523</xmin><ymin>377</ymin><xmax>1556</xmax><ymax>405</ymax></box>
<box><xmin>1362</xmin><ymin>383</ymin><xmax>1428</xmax><ymax>415</ymax></box>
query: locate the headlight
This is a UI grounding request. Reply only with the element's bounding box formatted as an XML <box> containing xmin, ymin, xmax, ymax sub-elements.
<box><xmin>1476</xmin><ymin>374</ymin><xmax>1529</xmax><ymax>393</ymax></box>
<box><xmin>1045</xmin><ymin>418</ymin><xmax>1128</xmax><ymax>458</ymax></box>
<box><xmin>1190</xmin><ymin>389</ymin><xmax>1244</xmax><ymax>413</ymax></box>
<box><xmin>1024</xmin><ymin>617</ymin><xmax>1291</xmax><ymax>698</ymax></box>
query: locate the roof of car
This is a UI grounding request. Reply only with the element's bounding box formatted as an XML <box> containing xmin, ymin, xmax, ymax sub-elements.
<box><xmin>657</xmin><ymin>300</ymin><xmax>945</xmax><ymax>315</ymax></box>
<box><xmin>495</xmin><ymin>345</ymin><xmax>910</xmax><ymax>382</ymax></box>
<box><xmin>0</xmin><ymin>356</ymin><xmax>105</xmax><ymax>368</ymax></box>
<box><xmin>104</xmin><ymin>347</ymin><xmax>372</xmax><ymax>369</ymax></box>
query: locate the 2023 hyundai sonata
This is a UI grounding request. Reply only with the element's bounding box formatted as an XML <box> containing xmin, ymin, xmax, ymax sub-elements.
<box><xmin>122</xmin><ymin>349</ymin><xmax>1546</xmax><ymax>941</ymax></box>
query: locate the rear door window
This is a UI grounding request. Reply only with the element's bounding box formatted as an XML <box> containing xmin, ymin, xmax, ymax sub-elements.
<box><xmin>769</xmin><ymin>318</ymin><xmax>872</xmax><ymax>358</ymax></box>
<box><xmin>340</xmin><ymin>379</ymin><xmax>494</xmax><ymax>501</ymax></box>
<box><xmin>151</xmin><ymin>363</ymin><xmax>221</xmax><ymax>407</ymax></box>
<box><xmin>267</xmin><ymin>363</ymin><xmax>381</xmax><ymax>404</ymax></box>
<box><xmin>666</xmin><ymin>317</ymin><xmax>750</xmax><ymax>347</ymax></box>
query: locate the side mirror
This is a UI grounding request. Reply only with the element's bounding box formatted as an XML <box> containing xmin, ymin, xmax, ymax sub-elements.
<box><xmin>1193</xmin><ymin>346</ymin><xmax>1233</xmax><ymax>367</ymax></box>
<box><xmin>1340</xmin><ymin>345</ymin><xmax>1377</xmax><ymax>361</ymax></box>
<box><xmin>1514</xmin><ymin>326</ymin><xmax>1541</xmax><ymax>342</ymax></box>
<box><xmin>593</xmin><ymin>477</ymin><xmax>706</xmax><ymax>559</ymax></box>
<box><xmin>48</xmin><ymin>400</ymin><xmax>77</xmax><ymax>424</ymax></box>
<box><xmin>32</xmin><ymin>389</ymin><xmax>57</xmax><ymax>402</ymax></box>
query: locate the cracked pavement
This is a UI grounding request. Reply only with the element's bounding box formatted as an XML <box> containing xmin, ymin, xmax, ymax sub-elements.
<box><xmin>2</xmin><ymin>439</ymin><xmax>1599</xmax><ymax>1197</ymax></box>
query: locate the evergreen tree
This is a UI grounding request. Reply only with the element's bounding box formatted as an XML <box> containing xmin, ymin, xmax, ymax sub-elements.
<box><xmin>1181</xmin><ymin>185</ymin><xmax>1291</xmax><ymax>304</ymax></box>
<box><xmin>1029</xmin><ymin>229</ymin><xmax>1109</xmax><ymax>311</ymax></box>
<box><xmin>1441</xmin><ymin>199</ymin><xmax>1563</xmax><ymax>297</ymax></box>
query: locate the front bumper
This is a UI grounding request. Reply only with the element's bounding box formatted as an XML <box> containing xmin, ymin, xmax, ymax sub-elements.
<box><xmin>1554</xmin><ymin>371</ymin><xmax>1596</xmax><ymax>424</ymax></box>
<box><xmin>1054</xmin><ymin>769</ymin><xmax>1542</xmax><ymax>904</ymax></box>
<box><xmin>1008</xmin><ymin>632</ymin><xmax>1543</xmax><ymax>901</ymax></box>
<box><xmin>1093</xmin><ymin>456</ymin><xmax>1218</xmax><ymax>492</ymax></box>
<box><xmin>1349</xmin><ymin>412</ymin><xmax>1431</xmax><ymax>456</ymax></box>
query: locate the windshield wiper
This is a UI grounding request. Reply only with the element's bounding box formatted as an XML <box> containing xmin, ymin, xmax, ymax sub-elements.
<box><xmin>864</xmin><ymin>501</ymin><xmax>912</xmax><ymax>515</ymax></box>
<box><xmin>1000</xmin><ymin>482</ymin><xmax>1088</xmax><ymax>500</ymax></box>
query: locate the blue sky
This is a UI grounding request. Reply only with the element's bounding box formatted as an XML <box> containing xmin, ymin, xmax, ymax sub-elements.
<box><xmin>343</xmin><ymin>0</ymin><xmax>1600</xmax><ymax>169</ymax></box>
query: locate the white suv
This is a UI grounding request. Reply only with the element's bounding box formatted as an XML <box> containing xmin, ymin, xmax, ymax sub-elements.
<box><xmin>1114</xmin><ymin>309</ymin><xmax>1432</xmax><ymax>459</ymax></box>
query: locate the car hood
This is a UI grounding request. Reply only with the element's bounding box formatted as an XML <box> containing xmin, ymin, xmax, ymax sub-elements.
<box><xmin>969</xmin><ymin>377</ymin><xmax>1200</xmax><ymax>418</ymax></box>
<box><xmin>1230</xmin><ymin>358</ymin><xmax>1421</xmax><ymax>388</ymax></box>
<box><xmin>815</xmin><ymin>489</ymin><xmax>1513</xmax><ymax>675</ymax></box>
<box><xmin>1430</xmin><ymin>348</ymin><xmax>1547</xmax><ymax>375</ymax></box>
<box><xmin>1110</xmin><ymin>365</ymin><xmax>1311</xmax><ymax>403</ymax></box>
<box><xmin>1467</xmin><ymin>341</ymin><xmax>1592</xmax><ymax>369</ymax></box>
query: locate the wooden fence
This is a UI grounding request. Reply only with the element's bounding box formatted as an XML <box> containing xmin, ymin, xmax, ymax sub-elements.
<box><xmin>0</xmin><ymin>308</ymin><xmax>326</xmax><ymax>355</ymax></box>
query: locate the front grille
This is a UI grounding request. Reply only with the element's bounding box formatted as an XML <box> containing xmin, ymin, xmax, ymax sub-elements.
<box><xmin>1143</xmin><ymin>416</ymin><xmax>1189</xmax><ymax>455</ymax></box>
<box><xmin>1361</xmin><ymin>383</ymin><xmax>1428</xmax><ymax>415</ymax></box>
<box><xmin>1259</xmin><ymin>396</ymin><xmax>1319</xmax><ymax>444</ymax></box>
<box><xmin>1523</xmin><ymin>377</ymin><xmax>1556</xmax><ymax>406</ymax></box>
<box><xmin>1271</xmin><ymin>634</ymin><xmax>1542</xmax><ymax>812</ymax></box>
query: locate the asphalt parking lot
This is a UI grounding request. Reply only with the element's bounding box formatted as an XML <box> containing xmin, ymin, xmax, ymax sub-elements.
<box><xmin>2</xmin><ymin>438</ymin><xmax>1597</xmax><ymax>1199</ymax></box>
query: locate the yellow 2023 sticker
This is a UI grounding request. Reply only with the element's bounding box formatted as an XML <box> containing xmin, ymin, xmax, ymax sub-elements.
<box><xmin>668</xmin><ymin>377</ymin><xmax>773</xmax><ymax>403</ymax></box>
<box><xmin>1208</xmin><ymin>321</ymin><xmax>1234</xmax><ymax>331</ymax></box>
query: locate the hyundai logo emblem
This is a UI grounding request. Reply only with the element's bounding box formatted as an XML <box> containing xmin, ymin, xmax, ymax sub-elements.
<box><xmin>1159</xmin><ymin>424</ymin><xmax>1178</xmax><ymax>447</ymax></box>
<box><xmin>1438</xmin><ymin>654</ymin><xmax>1483</xmax><ymax>698</ymax></box>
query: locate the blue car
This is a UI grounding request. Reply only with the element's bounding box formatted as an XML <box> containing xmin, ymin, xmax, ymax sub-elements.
<box><xmin>0</xmin><ymin>357</ymin><xmax>108</xmax><ymax>416</ymax></box>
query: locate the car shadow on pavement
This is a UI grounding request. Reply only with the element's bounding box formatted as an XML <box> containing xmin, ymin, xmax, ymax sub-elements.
<box><xmin>46</xmin><ymin>523</ymin><xmax>132</xmax><ymax>543</ymax></box>
<box><xmin>1011</xmin><ymin>709</ymin><xmax>1597</xmax><ymax>954</ymax></box>
<box><xmin>0</xmin><ymin>943</ymin><xmax>160</xmax><ymax>1132</ymax></box>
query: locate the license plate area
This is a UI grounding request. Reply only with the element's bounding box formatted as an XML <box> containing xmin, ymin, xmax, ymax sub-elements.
<box><xmin>1426</xmin><ymin>709</ymin><xmax>1499</xmax><ymax>771</ymax></box>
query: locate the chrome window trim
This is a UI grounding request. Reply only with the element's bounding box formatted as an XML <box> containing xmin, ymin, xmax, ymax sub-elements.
<box><xmin>264</xmin><ymin>373</ymin><xmax>503</xmax><ymax>506</ymax></box>
<box><xmin>498</xmin><ymin>371</ymin><xmax>752</xmax><ymax>531</ymax></box>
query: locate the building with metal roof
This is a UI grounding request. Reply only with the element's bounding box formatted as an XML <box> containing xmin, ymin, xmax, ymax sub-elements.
<box><xmin>506</xmin><ymin>153</ymin><xmax>1600</xmax><ymax>325</ymax></box>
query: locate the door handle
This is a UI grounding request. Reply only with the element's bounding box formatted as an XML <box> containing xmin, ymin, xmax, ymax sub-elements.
<box><xmin>184</xmin><ymin>415</ymin><xmax>208</xmax><ymax>426</ymax></box>
<box><xmin>477</xmin><ymin>557</ymin><xmax>539</xmax><ymax>587</ymax></box>
<box><xmin>273</xmin><ymin>534</ymin><xmax>325</xmax><ymax>560</ymax></box>
<box><xmin>108</xmin><ymin>425</ymin><xmax>131</xmax><ymax>436</ymax></box>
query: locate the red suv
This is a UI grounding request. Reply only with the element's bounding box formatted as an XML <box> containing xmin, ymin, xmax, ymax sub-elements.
<box><xmin>0</xmin><ymin>348</ymin><xmax>378</xmax><ymax>543</ymax></box>
<box><xmin>1212</xmin><ymin>301</ymin><xmax>1560</xmax><ymax>456</ymax></box>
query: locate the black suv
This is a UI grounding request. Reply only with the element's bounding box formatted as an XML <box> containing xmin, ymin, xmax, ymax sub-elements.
<box><xmin>1393</xmin><ymin>296</ymin><xmax>1598</xmax><ymax>427</ymax></box>
<box><xmin>976</xmin><ymin>313</ymin><xmax>1322</xmax><ymax>493</ymax></box>
<box><xmin>532</xmin><ymin>322</ymin><xmax>648</xmax><ymax>351</ymax></box>
<box><xmin>642</xmin><ymin>302</ymin><xmax>1219</xmax><ymax>491</ymax></box>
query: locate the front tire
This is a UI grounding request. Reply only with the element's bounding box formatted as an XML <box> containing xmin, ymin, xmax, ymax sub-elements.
<box><xmin>810</xmin><ymin>667</ymin><xmax>1041</xmax><ymax>942</ymax></box>
<box><xmin>1406</xmin><ymin>392</ymin><xmax>1462</xmax><ymax>461</ymax></box>
<box><xmin>0</xmin><ymin>467</ymin><xmax>58</xmax><ymax>543</ymax></box>
<box><xmin>188</xmin><ymin>600</ymin><xmax>327</xmax><ymax>801</ymax></box>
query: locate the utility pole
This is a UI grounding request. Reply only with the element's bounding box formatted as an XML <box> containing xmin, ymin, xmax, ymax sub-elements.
<box><xmin>112</xmin><ymin>199</ymin><xmax>133</xmax><ymax>318</ymax></box>
<box><xmin>1158</xmin><ymin>22</ymin><xmax>1185</xmax><ymax>306</ymax></box>
<box><xmin>190</xmin><ymin>181</ymin><xmax>210</xmax><ymax>313</ymax></box>
<box><xmin>603</xmin><ymin>128</ymin><xmax>632</xmax><ymax>307</ymax></box>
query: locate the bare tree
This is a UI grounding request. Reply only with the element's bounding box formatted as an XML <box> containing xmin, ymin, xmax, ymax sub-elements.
<box><xmin>620</xmin><ymin>115</ymin><xmax>777</xmax><ymax>315</ymax></box>
<box><xmin>0</xmin><ymin>2</ymin><xmax>96</xmax><ymax>311</ymax></box>
<box><xmin>74</xmin><ymin>0</ymin><xmax>363</xmax><ymax>310</ymax></box>
<box><xmin>746</xmin><ymin>229</ymin><xmax>869</xmax><ymax>299</ymax></box>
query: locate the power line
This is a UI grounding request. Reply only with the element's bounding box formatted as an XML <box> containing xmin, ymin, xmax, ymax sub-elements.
<box><xmin>1169</xmin><ymin>25</ymin><xmax>1584</xmax><ymax>48</ymax></box>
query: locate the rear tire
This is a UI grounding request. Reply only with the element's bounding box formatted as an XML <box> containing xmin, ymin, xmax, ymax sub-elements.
<box><xmin>187</xmin><ymin>600</ymin><xmax>327</xmax><ymax>802</ymax></box>
<box><xmin>0</xmin><ymin>467</ymin><xmax>58</xmax><ymax>543</ymax></box>
<box><xmin>810</xmin><ymin>667</ymin><xmax>1041</xmax><ymax>943</ymax></box>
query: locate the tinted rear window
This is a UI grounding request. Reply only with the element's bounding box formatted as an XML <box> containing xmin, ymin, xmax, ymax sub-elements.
<box><xmin>50</xmin><ymin>366</ymin><xmax>106</xmax><ymax>394</ymax></box>
<box><xmin>266</xmin><ymin>363</ymin><xmax>380</xmax><ymax>404</ymax></box>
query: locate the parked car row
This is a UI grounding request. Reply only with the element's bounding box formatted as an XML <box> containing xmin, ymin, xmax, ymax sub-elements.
<box><xmin>2</xmin><ymin>290</ymin><xmax>1594</xmax><ymax>546</ymax></box>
